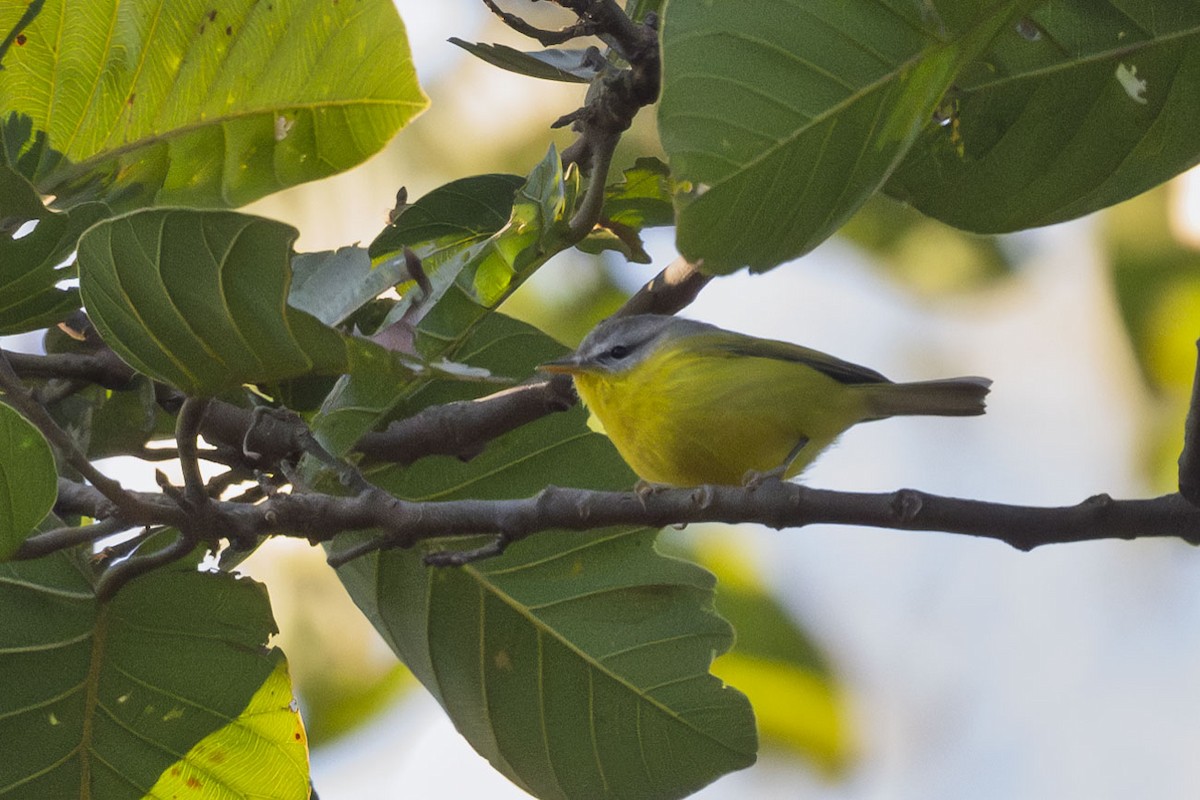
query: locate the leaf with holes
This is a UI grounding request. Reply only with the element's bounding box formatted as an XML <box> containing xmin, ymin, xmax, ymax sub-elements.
<box><xmin>657</xmin><ymin>0</ymin><xmax>1033</xmax><ymax>273</ymax></box>
<box><xmin>0</xmin><ymin>555</ymin><xmax>306</xmax><ymax>798</ymax></box>
<box><xmin>0</xmin><ymin>0</ymin><xmax>427</xmax><ymax>210</ymax></box>
<box><xmin>886</xmin><ymin>0</ymin><xmax>1200</xmax><ymax>231</ymax></box>
<box><xmin>76</xmin><ymin>208</ymin><xmax>413</xmax><ymax>396</ymax></box>
<box><xmin>0</xmin><ymin>163</ymin><xmax>108</xmax><ymax>334</ymax></box>
<box><xmin>0</xmin><ymin>401</ymin><xmax>57</xmax><ymax>560</ymax></box>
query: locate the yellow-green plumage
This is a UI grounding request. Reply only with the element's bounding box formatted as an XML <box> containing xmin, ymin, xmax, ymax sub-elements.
<box><xmin>541</xmin><ymin>315</ymin><xmax>990</xmax><ymax>487</ymax></box>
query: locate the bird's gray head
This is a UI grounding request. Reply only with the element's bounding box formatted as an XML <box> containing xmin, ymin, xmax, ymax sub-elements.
<box><xmin>541</xmin><ymin>314</ymin><xmax>717</xmax><ymax>375</ymax></box>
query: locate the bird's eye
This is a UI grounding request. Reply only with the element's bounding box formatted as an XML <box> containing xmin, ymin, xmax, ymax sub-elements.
<box><xmin>607</xmin><ymin>344</ymin><xmax>631</xmax><ymax>360</ymax></box>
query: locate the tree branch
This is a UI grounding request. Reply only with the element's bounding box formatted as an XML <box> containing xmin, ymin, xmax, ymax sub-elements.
<box><xmin>15</xmin><ymin>518</ymin><xmax>133</xmax><ymax>560</ymax></box>
<box><xmin>482</xmin><ymin>0</ymin><xmax>599</xmax><ymax>46</ymax></box>
<box><xmin>0</xmin><ymin>350</ymin><xmax>156</xmax><ymax>522</ymax></box>
<box><xmin>356</xmin><ymin>379</ymin><xmax>577</xmax><ymax>463</ymax></box>
<box><xmin>1179</xmin><ymin>338</ymin><xmax>1200</xmax><ymax>506</ymax></box>
<box><xmin>48</xmin><ymin>475</ymin><xmax>1200</xmax><ymax>573</ymax></box>
<box><xmin>2</xmin><ymin>347</ymin><xmax>137</xmax><ymax>388</ymax></box>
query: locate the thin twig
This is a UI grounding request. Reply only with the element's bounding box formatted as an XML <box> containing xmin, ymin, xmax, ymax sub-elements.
<box><xmin>94</xmin><ymin>529</ymin><xmax>198</xmax><ymax>602</ymax></box>
<box><xmin>176</xmin><ymin>397</ymin><xmax>211</xmax><ymax>508</ymax></box>
<box><xmin>15</xmin><ymin>518</ymin><xmax>133</xmax><ymax>560</ymax></box>
<box><xmin>1179</xmin><ymin>338</ymin><xmax>1200</xmax><ymax>506</ymax></box>
<box><xmin>482</xmin><ymin>0</ymin><xmax>599</xmax><ymax>45</ymax></box>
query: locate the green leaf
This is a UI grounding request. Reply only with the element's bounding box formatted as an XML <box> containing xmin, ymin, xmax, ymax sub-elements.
<box><xmin>368</xmin><ymin>174</ymin><xmax>526</xmax><ymax>262</ymax></box>
<box><xmin>578</xmin><ymin>157</ymin><xmax>678</xmax><ymax>263</ymax></box>
<box><xmin>601</xmin><ymin>157</ymin><xmax>677</xmax><ymax>231</ymax></box>
<box><xmin>657</xmin><ymin>0</ymin><xmax>1031</xmax><ymax>273</ymax></box>
<box><xmin>143</xmin><ymin>658</ymin><xmax>308</xmax><ymax>799</ymax></box>
<box><xmin>332</xmin><ymin>314</ymin><xmax>757</xmax><ymax>800</ymax></box>
<box><xmin>0</xmin><ymin>555</ymin><xmax>307</xmax><ymax>798</ymax></box>
<box><xmin>0</xmin><ymin>0</ymin><xmax>428</xmax><ymax>209</ymax></box>
<box><xmin>310</xmin><ymin>152</ymin><xmax>574</xmax><ymax>457</ymax></box>
<box><xmin>363</xmin><ymin>172</ymin><xmax>526</xmax><ymax>337</ymax></box>
<box><xmin>449</xmin><ymin>39</ymin><xmax>602</xmax><ymax>83</ymax></box>
<box><xmin>886</xmin><ymin>1</ymin><xmax>1200</xmax><ymax>231</ymax></box>
<box><xmin>413</xmin><ymin>147</ymin><xmax>575</xmax><ymax>357</ymax></box>
<box><xmin>0</xmin><ymin>401</ymin><xmax>56</xmax><ymax>561</ymax></box>
<box><xmin>289</xmin><ymin>246</ymin><xmax>392</xmax><ymax>328</ymax></box>
<box><xmin>84</xmin><ymin>378</ymin><xmax>160</xmax><ymax>460</ymax></box>
<box><xmin>75</xmin><ymin>208</ymin><xmax>415</xmax><ymax>396</ymax></box>
<box><xmin>0</xmin><ymin>163</ymin><xmax>108</xmax><ymax>334</ymax></box>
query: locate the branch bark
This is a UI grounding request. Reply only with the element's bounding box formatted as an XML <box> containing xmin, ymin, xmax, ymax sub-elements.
<box><xmin>1179</xmin><ymin>339</ymin><xmax>1200</xmax><ymax>506</ymax></box>
<box><xmin>44</xmin><ymin>476</ymin><xmax>1200</xmax><ymax>573</ymax></box>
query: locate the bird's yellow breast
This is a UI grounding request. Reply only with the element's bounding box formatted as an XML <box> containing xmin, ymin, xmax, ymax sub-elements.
<box><xmin>572</xmin><ymin>339</ymin><xmax>870</xmax><ymax>486</ymax></box>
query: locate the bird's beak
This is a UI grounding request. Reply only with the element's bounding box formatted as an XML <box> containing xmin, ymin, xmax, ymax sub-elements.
<box><xmin>537</xmin><ymin>354</ymin><xmax>584</xmax><ymax>375</ymax></box>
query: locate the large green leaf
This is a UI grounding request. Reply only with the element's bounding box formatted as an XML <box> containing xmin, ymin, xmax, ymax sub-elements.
<box><xmin>0</xmin><ymin>554</ymin><xmax>307</xmax><ymax>798</ymax></box>
<box><xmin>0</xmin><ymin>0</ymin><xmax>427</xmax><ymax>210</ymax></box>
<box><xmin>332</xmin><ymin>315</ymin><xmax>757</xmax><ymax>800</ymax></box>
<box><xmin>0</xmin><ymin>401</ymin><xmax>56</xmax><ymax>561</ymax></box>
<box><xmin>0</xmin><ymin>163</ymin><xmax>107</xmax><ymax>334</ymax></box>
<box><xmin>886</xmin><ymin>0</ymin><xmax>1200</xmax><ymax>231</ymax></box>
<box><xmin>75</xmin><ymin>208</ymin><xmax>414</xmax><ymax>396</ymax></box>
<box><xmin>657</xmin><ymin>0</ymin><xmax>1031</xmax><ymax>273</ymax></box>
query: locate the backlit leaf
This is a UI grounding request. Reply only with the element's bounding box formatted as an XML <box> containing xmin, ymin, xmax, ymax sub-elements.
<box><xmin>0</xmin><ymin>0</ymin><xmax>427</xmax><ymax>210</ymax></box>
<box><xmin>0</xmin><ymin>555</ymin><xmax>305</xmax><ymax>798</ymax></box>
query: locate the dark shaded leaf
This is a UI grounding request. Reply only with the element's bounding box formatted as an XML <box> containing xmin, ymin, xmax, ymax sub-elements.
<box><xmin>887</xmin><ymin>1</ymin><xmax>1200</xmax><ymax>231</ymax></box>
<box><xmin>0</xmin><ymin>401</ymin><xmax>56</xmax><ymax>560</ymax></box>
<box><xmin>0</xmin><ymin>163</ymin><xmax>107</xmax><ymax>334</ymax></box>
<box><xmin>658</xmin><ymin>0</ymin><xmax>1032</xmax><ymax>273</ymax></box>
<box><xmin>450</xmin><ymin>38</ymin><xmax>603</xmax><ymax>83</ymax></box>
<box><xmin>0</xmin><ymin>555</ymin><xmax>307</xmax><ymax>797</ymax></box>
<box><xmin>75</xmin><ymin>209</ymin><xmax>415</xmax><ymax>396</ymax></box>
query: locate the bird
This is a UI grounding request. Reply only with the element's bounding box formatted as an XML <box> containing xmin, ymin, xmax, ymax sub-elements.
<box><xmin>539</xmin><ymin>314</ymin><xmax>991</xmax><ymax>487</ymax></box>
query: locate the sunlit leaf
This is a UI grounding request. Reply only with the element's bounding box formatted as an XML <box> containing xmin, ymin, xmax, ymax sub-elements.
<box><xmin>887</xmin><ymin>1</ymin><xmax>1200</xmax><ymax>231</ymax></box>
<box><xmin>0</xmin><ymin>401</ymin><xmax>56</xmax><ymax>560</ymax></box>
<box><xmin>577</xmin><ymin>157</ymin><xmax>677</xmax><ymax>263</ymax></box>
<box><xmin>658</xmin><ymin>0</ymin><xmax>1032</xmax><ymax>273</ymax></box>
<box><xmin>0</xmin><ymin>555</ymin><xmax>305</xmax><ymax>797</ymax></box>
<box><xmin>0</xmin><ymin>0</ymin><xmax>427</xmax><ymax>210</ymax></box>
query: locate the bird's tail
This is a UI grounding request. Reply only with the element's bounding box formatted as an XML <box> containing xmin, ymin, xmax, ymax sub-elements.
<box><xmin>862</xmin><ymin>376</ymin><xmax>992</xmax><ymax>419</ymax></box>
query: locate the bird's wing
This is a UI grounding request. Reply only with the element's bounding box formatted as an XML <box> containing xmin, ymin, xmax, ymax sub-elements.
<box><xmin>700</xmin><ymin>332</ymin><xmax>891</xmax><ymax>385</ymax></box>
